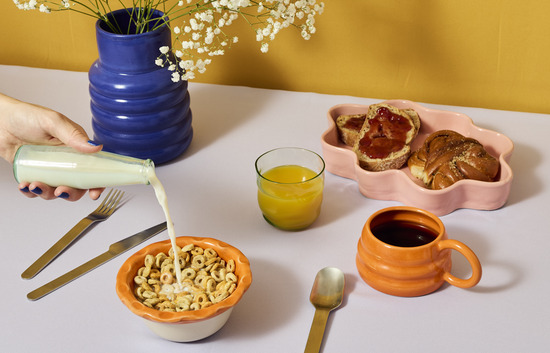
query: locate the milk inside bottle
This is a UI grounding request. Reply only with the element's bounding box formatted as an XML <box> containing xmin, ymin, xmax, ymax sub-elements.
<box><xmin>13</xmin><ymin>145</ymin><xmax>153</xmax><ymax>188</ymax></box>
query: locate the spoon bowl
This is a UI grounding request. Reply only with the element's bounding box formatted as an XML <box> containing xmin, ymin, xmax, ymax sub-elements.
<box><xmin>305</xmin><ymin>267</ymin><xmax>345</xmax><ymax>352</ymax></box>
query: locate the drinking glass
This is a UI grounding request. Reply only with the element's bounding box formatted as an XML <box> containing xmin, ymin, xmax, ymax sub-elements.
<box><xmin>255</xmin><ymin>147</ymin><xmax>325</xmax><ymax>231</ymax></box>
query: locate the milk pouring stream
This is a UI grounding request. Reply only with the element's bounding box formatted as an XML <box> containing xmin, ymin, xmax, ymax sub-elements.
<box><xmin>14</xmin><ymin>145</ymin><xmax>185</xmax><ymax>288</ymax></box>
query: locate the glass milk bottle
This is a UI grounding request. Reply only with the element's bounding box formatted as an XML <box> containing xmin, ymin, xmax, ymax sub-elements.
<box><xmin>13</xmin><ymin>145</ymin><xmax>154</xmax><ymax>189</ymax></box>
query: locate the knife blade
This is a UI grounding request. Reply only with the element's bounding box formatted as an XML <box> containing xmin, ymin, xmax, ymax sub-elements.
<box><xmin>27</xmin><ymin>222</ymin><xmax>167</xmax><ymax>301</ymax></box>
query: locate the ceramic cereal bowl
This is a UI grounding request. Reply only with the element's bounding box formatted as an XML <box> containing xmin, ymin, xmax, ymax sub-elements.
<box><xmin>116</xmin><ymin>236</ymin><xmax>252</xmax><ymax>342</ymax></box>
<box><xmin>320</xmin><ymin>100</ymin><xmax>514</xmax><ymax>216</ymax></box>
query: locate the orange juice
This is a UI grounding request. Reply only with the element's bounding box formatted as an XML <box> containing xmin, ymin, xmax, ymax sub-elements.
<box><xmin>257</xmin><ymin>165</ymin><xmax>324</xmax><ymax>230</ymax></box>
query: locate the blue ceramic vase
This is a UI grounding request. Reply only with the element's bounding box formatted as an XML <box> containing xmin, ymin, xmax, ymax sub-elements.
<box><xmin>89</xmin><ymin>9</ymin><xmax>193</xmax><ymax>164</ymax></box>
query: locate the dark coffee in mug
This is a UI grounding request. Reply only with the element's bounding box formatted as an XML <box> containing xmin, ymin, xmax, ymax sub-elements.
<box><xmin>371</xmin><ymin>220</ymin><xmax>438</xmax><ymax>247</ymax></box>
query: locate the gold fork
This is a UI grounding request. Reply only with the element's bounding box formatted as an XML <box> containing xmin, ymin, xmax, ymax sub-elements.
<box><xmin>21</xmin><ymin>189</ymin><xmax>124</xmax><ymax>279</ymax></box>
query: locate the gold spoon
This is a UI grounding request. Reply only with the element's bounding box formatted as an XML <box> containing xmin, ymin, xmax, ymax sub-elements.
<box><xmin>304</xmin><ymin>267</ymin><xmax>345</xmax><ymax>353</ymax></box>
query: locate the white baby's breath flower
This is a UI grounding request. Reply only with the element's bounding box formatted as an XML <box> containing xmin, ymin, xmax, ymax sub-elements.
<box><xmin>182</xmin><ymin>71</ymin><xmax>195</xmax><ymax>80</ymax></box>
<box><xmin>14</xmin><ymin>0</ymin><xmax>325</xmax><ymax>82</ymax></box>
<box><xmin>171</xmin><ymin>72</ymin><xmax>181</xmax><ymax>82</ymax></box>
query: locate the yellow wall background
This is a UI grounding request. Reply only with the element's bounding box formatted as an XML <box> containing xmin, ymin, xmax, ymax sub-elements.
<box><xmin>1</xmin><ymin>1</ymin><xmax>550</xmax><ymax>114</ymax></box>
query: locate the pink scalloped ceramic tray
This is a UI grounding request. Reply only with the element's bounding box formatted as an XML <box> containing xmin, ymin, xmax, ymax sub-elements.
<box><xmin>320</xmin><ymin>100</ymin><xmax>514</xmax><ymax>216</ymax></box>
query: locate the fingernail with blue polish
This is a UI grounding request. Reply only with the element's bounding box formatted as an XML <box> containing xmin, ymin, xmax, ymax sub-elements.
<box><xmin>20</xmin><ymin>186</ymin><xmax>30</xmax><ymax>193</ymax></box>
<box><xmin>88</xmin><ymin>140</ymin><xmax>100</xmax><ymax>146</ymax></box>
<box><xmin>31</xmin><ymin>187</ymin><xmax>43</xmax><ymax>195</ymax></box>
<box><xmin>58</xmin><ymin>192</ymin><xmax>70</xmax><ymax>199</ymax></box>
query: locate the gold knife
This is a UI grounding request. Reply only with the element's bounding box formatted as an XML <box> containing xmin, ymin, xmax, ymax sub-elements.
<box><xmin>27</xmin><ymin>222</ymin><xmax>167</xmax><ymax>301</ymax></box>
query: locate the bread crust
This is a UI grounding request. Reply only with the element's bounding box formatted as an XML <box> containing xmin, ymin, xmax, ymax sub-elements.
<box><xmin>352</xmin><ymin>104</ymin><xmax>420</xmax><ymax>171</ymax></box>
<box><xmin>408</xmin><ymin>130</ymin><xmax>500</xmax><ymax>189</ymax></box>
<box><xmin>336</xmin><ymin>114</ymin><xmax>366</xmax><ymax>147</ymax></box>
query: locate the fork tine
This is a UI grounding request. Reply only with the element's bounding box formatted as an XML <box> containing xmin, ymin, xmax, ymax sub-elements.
<box><xmin>95</xmin><ymin>189</ymin><xmax>114</xmax><ymax>212</ymax></box>
<box><xmin>103</xmin><ymin>190</ymin><xmax>124</xmax><ymax>215</ymax></box>
<box><xmin>97</xmin><ymin>189</ymin><xmax>120</xmax><ymax>213</ymax></box>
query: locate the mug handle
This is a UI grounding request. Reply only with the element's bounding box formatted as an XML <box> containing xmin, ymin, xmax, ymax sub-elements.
<box><xmin>437</xmin><ymin>239</ymin><xmax>482</xmax><ymax>288</ymax></box>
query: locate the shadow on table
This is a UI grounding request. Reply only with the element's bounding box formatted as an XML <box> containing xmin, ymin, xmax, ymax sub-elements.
<box><xmin>200</xmin><ymin>257</ymin><xmax>302</xmax><ymax>342</ymax></box>
<box><xmin>164</xmin><ymin>82</ymin><xmax>277</xmax><ymax>166</ymax></box>
<box><xmin>442</xmin><ymin>225</ymin><xmax>523</xmax><ymax>294</ymax></box>
<box><xmin>503</xmin><ymin>141</ymin><xmax>541</xmax><ymax>207</ymax></box>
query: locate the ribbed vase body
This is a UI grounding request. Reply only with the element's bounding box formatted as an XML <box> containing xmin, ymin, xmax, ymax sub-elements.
<box><xmin>89</xmin><ymin>9</ymin><xmax>193</xmax><ymax>164</ymax></box>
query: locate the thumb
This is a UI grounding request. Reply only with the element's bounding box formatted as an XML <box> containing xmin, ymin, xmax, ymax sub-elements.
<box><xmin>54</xmin><ymin>119</ymin><xmax>103</xmax><ymax>154</ymax></box>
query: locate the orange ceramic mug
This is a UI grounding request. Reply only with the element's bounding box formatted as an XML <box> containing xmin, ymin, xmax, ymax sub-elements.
<box><xmin>356</xmin><ymin>206</ymin><xmax>482</xmax><ymax>297</ymax></box>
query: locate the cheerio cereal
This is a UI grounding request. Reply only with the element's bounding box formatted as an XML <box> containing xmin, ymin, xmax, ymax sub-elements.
<box><xmin>133</xmin><ymin>244</ymin><xmax>238</xmax><ymax>312</ymax></box>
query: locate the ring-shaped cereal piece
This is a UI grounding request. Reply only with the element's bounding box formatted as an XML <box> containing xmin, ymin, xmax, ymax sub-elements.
<box><xmin>194</xmin><ymin>274</ymin><xmax>210</xmax><ymax>288</ymax></box>
<box><xmin>160</xmin><ymin>272</ymin><xmax>174</xmax><ymax>285</ymax></box>
<box><xmin>191</xmin><ymin>254</ymin><xmax>206</xmax><ymax>269</ymax></box>
<box><xmin>134</xmin><ymin>275</ymin><xmax>147</xmax><ymax>285</ymax></box>
<box><xmin>181</xmin><ymin>244</ymin><xmax>194</xmax><ymax>252</ymax></box>
<box><xmin>135</xmin><ymin>286</ymin><xmax>145</xmax><ymax>300</ymax></box>
<box><xmin>176</xmin><ymin>256</ymin><xmax>186</xmax><ymax>268</ymax></box>
<box><xmin>142</xmin><ymin>290</ymin><xmax>157</xmax><ymax>299</ymax></box>
<box><xmin>148</xmin><ymin>278</ymin><xmax>160</xmax><ymax>286</ymax></box>
<box><xmin>211</xmin><ymin>268</ymin><xmax>226</xmax><ymax>282</ymax></box>
<box><xmin>155</xmin><ymin>253</ymin><xmax>167</xmax><ymax>268</ymax></box>
<box><xmin>156</xmin><ymin>301</ymin><xmax>175</xmax><ymax>311</ymax></box>
<box><xmin>160</xmin><ymin>258</ymin><xmax>173</xmax><ymax>268</ymax></box>
<box><xmin>141</xmin><ymin>266</ymin><xmax>151</xmax><ymax>278</ymax></box>
<box><xmin>226</xmin><ymin>272</ymin><xmax>238</xmax><ymax>283</ymax></box>
<box><xmin>144</xmin><ymin>297</ymin><xmax>161</xmax><ymax>306</ymax></box>
<box><xmin>206</xmin><ymin>278</ymin><xmax>217</xmax><ymax>293</ymax></box>
<box><xmin>181</xmin><ymin>267</ymin><xmax>197</xmax><ymax>280</ymax></box>
<box><xmin>194</xmin><ymin>293</ymin><xmax>208</xmax><ymax>304</ymax></box>
<box><xmin>149</xmin><ymin>269</ymin><xmax>161</xmax><ymax>279</ymax></box>
<box><xmin>191</xmin><ymin>247</ymin><xmax>204</xmax><ymax>256</ymax></box>
<box><xmin>204</xmin><ymin>248</ymin><xmax>217</xmax><ymax>259</ymax></box>
<box><xmin>212</xmin><ymin>291</ymin><xmax>229</xmax><ymax>303</ymax></box>
<box><xmin>144</xmin><ymin>254</ymin><xmax>155</xmax><ymax>269</ymax></box>
<box><xmin>216</xmin><ymin>280</ymin><xmax>227</xmax><ymax>291</ymax></box>
<box><xmin>168</xmin><ymin>246</ymin><xmax>181</xmax><ymax>258</ymax></box>
<box><xmin>226</xmin><ymin>259</ymin><xmax>236</xmax><ymax>273</ymax></box>
<box><xmin>190</xmin><ymin>302</ymin><xmax>201</xmax><ymax>311</ymax></box>
<box><xmin>161</xmin><ymin>263</ymin><xmax>175</xmax><ymax>275</ymax></box>
<box><xmin>206</xmin><ymin>256</ymin><xmax>219</xmax><ymax>265</ymax></box>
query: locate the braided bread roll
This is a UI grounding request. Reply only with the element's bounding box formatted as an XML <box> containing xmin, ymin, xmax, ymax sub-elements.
<box><xmin>408</xmin><ymin>130</ymin><xmax>499</xmax><ymax>189</ymax></box>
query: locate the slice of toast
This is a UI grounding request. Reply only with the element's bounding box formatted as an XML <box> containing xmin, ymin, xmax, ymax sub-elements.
<box><xmin>353</xmin><ymin>104</ymin><xmax>420</xmax><ymax>171</ymax></box>
<box><xmin>336</xmin><ymin>114</ymin><xmax>366</xmax><ymax>147</ymax></box>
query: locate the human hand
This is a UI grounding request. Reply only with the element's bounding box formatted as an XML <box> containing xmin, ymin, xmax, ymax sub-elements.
<box><xmin>0</xmin><ymin>93</ymin><xmax>104</xmax><ymax>201</ymax></box>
